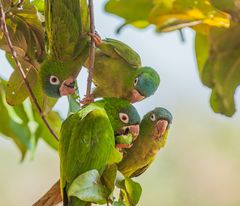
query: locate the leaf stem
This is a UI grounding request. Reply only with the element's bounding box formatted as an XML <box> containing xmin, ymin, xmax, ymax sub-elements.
<box><xmin>85</xmin><ymin>0</ymin><xmax>95</xmax><ymax>101</ymax></box>
<box><xmin>0</xmin><ymin>2</ymin><xmax>59</xmax><ymax>141</ymax></box>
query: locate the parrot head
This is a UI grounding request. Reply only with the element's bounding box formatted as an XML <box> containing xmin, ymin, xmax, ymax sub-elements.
<box><xmin>131</xmin><ymin>67</ymin><xmax>160</xmax><ymax>103</ymax></box>
<box><xmin>40</xmin><ymin>60</ymin><xmax>76</xmax><ymax>98</ymax></box>
<box><xmin>101</xmin><ymin>98</ymin><xmax>141</xmax><ymax>148</ymax></box>
<box><xmin>142</xmin><ymin>107</ymin><xmax>173</xmax><ymax>141</ymax></box>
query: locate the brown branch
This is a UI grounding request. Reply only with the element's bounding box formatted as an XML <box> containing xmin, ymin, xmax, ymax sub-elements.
<box><xmin>32</xmin><ymin>180</ymin><xmax>61</xmax><ymax>206</ymax></box>
<box><xmin>85</xmin><ymin>0</ymin><xmax>95</xmax><ymax>99</ymax></box>
<box><xmin>0</xmin><ymin>3</ymin><xmax>59</xmax><ymax>141</ymax></box>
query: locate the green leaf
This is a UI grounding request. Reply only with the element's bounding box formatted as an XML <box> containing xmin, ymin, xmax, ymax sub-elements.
<box><xmin>101</xmin><ymin>164</ymin><xmax>118</xmax><ymax>196</ymax></box>
<box><xmin>195</xmin><ymin>32</ymin><xmax>209</xmax><ymax>77</ymax></box>
<box><xmin>5</xmin><ymin>57</ymin><xmax>38</xmax><ymax>106</ymax></box>
<box><xmin>0</xmin><ymin>79</ymin><xmax>29</xmax><ymax>159</ymax></box>
<box><xmin>116</xmin><ymin>174</ymin><xmax>142</xmax><ymax>206</ymax></box>
<box><xmin>33</xmin><ymin>109</ymin><xmax>60</xmax><ymax>150</ymax></box>
<box><xmin>105</xmin><ymin>0</ymin><xmax>153</xmax><ymax>29</ymax></box>
<box><xmin>124</xmin><ymin>178</ymin><xmax>142</xmax><ymax>206</ymax></box>
<box><xmin>198</xmin><ymin>25</ymin><xmax>240</xmax><ymax>116</ymax></box>
<box><xmin>68</xmin><ymin>169</ymin><xmax>109</xmax><ymax>204</ymax></box>
<box><xmin>67</xmin><ymin>88</ymin><xmax>81</xmax><ymax>115</ymax></box>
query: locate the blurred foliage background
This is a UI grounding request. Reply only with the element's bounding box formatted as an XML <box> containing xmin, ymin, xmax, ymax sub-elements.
<box><xmin>1</xmin><ymin>0</ymin><xmax>240</xmax><ymax>206</ymax></box>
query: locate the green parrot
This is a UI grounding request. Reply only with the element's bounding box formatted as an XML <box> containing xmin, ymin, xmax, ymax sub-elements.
<box><xmin>86</xmin><ymin>37</ymin><xmax>160</xmax><ymax>103</ymax></box>
<box><xmin>40</xmin><ymin>0</ymin><xmax>90</xmax><ymax>98</ymax></box>
<box><xmin>118</xmin><ymin>107</ymin><xmax>173</xmax><ymax>178</ymax></box>
<box><xmin>59</xmin><ymin>98</ymin><xmax>141</xmax><ymax>206</ymax></box>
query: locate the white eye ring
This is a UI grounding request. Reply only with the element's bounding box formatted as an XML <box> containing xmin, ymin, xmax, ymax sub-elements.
<box><xmin>49</xmin><ymin>75</ymin><xmax>60</xmax><ymax>85</ymax></box>
<box><xmin>119</xmin><ymin>113</ymin><xmax>129</xmax><ymax>124</ymax></box>
<box><xmin>134</xmin><ymin>77</ymin><xmax>138</xmax><ymax>86</ymax></box>
<box><xmin>150</xmin><ymin>113</ymin><xmax>156</xmax><ymax>121</ymax></box>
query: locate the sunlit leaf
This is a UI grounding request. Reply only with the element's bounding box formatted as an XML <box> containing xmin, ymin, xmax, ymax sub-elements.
<box><xmin>68</xmin><ymin>169</ymin><xmax>109</xmax><ymax>204</ymax></box>
<box><xmin>150</xmin><ymin>0</ymin><xmax>230</xmax><ymax>33</ymax></box>
<box><xmin>105</xmin><ymin>0</ymin><xmax>230</xmax><ymax>33</ymax></box>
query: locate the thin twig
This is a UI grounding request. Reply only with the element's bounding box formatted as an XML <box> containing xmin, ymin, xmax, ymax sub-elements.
<box><xmin>85</xmin><ymin>0</ymin><xmax>95</xmax><ymax>99</ymax></box>
<box><xmin>0</xmin><ymin>3</ymin><xmax>59</xmax><ymax>141</ymax></box>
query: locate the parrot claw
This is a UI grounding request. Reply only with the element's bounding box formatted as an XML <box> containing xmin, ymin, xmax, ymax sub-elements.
<box><xmin>88</xmin><ymin>31</ymin><xmax>102</xmax><ymax>46</ymax></box>
<box><xmin>80</xmin><ymin>95</ymin><xmax>94</xmax><ymax>106</ymax></box>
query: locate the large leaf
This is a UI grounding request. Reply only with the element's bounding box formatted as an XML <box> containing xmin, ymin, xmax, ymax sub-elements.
<box><xmin>0</xmin><ymin>79</ymin><xmax>30</xmax><ymax>159</ymax></box>
<box><xmin>68</xmin><ymin>170</ymin><xmax>109</xmax><ymax>204</ymax></box>
<box><xmin>0</xmin><ymin>0</ymin><xmax>45</xmax><ymax>60</ymax></box>
<box><xmin>0</xmin><ymin>76</ymin><xmax>60</xmax><ymax>159</ymax></box>
<box><xmin>5</xmin><ymin>56</ymin><xmax>38</xmax><ymax>106</ymax></box>
<box><xmin>105</xmin><ymin>0</ymin><xmax>230</xmax><ymax>33</ymax></box>
<box><xmin>195</xmin><ymin>25</ymin><xmax>240</xmax><ymax>116</ymax></box>
<box><xmin>149</xmin><ymin>0</ymin><xmax>230</xmax><ymax>33</ymax></box>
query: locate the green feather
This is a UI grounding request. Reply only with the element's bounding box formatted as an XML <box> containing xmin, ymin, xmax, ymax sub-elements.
<box><xmin>40</xmin><ymin>0</ymin><xmax>90</xmax><ymax>98</ymax></box>
<box><xmin>59</xmin><ymin>98</ymin><xmax>140</xmax><ymax>205</ymax></box>
<box><xmin>118</xmin><ymin>107</ymin><xmax>173</xmax><ymax>178</ymax></box>
<box><xmin>85</xmin><ymin>38</ymin><xmax>160</xmax><ymax>102</ymax></box>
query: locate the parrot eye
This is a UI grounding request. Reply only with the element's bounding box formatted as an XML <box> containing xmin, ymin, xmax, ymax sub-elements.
<box><xmin>150</xmin><ymin>113</ymin><xmax>156</xmax><ymax>121</ymax></box>
<box><xmin>119</xmin><ymin>113</ymin><xmax>129</xmax><ymax>124</ymax></box>
<box><xmin>134</xmin><ymin>77</ymin><xmax>138</xmax><ymax>86</ymax></box>
<box><xmin>49</xmin><ymin>75</ymin><xmax>60</xmax><ymax>85</ymax></box>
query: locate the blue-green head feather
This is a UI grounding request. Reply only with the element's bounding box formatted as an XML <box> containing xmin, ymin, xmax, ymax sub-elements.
<box><xmin>135</xmin><ymin>66</ymin><xmax>160</xmax><ymax>98</ymax></box>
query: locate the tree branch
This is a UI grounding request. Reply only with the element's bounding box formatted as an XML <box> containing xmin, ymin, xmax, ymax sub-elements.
<box><xmin>85</xmin><ymin>0</ymin><xmax>95</xmax><ymax>100</ymax></box>
<box><xmin>0</xmin><ymin>2</ymin><xmax>59</xmax><ymax>141</ymax></box>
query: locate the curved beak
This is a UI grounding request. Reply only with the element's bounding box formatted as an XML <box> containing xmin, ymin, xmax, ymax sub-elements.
<box><xmin>131</xmin><ymin>89</ymin><xmax>145</xmax><ymax>103</ymax></box>
<box><xmin>128</xmin><ymin>124</ymin><xmax>140</xmax><ymax>141</ymax></box>
<box><xmin>153</xmin><ymin>120</ymin><xmax>169</xmax><ymax>140</ymax></box>
<box><xmin>59</xmin><ymin>77</ymin><xmax>75</xmax><ymax>96</ymax></box>
<box><xmin>115</xmin><ymin>124</ymin><xmax>140</xmax><ymax>150</ymax></box>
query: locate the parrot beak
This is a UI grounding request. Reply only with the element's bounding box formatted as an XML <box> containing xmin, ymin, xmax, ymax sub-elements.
<box><xmin>59</xmin><ymin>77</ymin><xmax>75</xmax><ymax>96</ymax></box>
<box><xmin>115</xmin><ymin>125</ymin><xmax>140</xmax><ymax>149</ymax></box>
<box><xmin>153</xmin><ymin>120</ymin><xmax>169</xmax><ymax>140</ymax></box>
<box><xmin>128</xmin><ymin>125</ymin><xmax>140</xmax><ymax>141</ymax></box>
<box><xmin>131</xmin><ymin>89</ymin><xmax>145</xmax><ymax>103</ymax></box>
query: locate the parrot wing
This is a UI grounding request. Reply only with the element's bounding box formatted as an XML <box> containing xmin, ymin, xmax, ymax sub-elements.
<box><xmin>130</xmin><ymin>163</ymin><xmax>151</xmax><ymax>178</ymax></box>
<box><xmin>45</xmin><ymin>0</ymin><xmax>84</xmax><ymax>60</ymax></box>
<box><xmin>59</xmin><ymin>105</ymin><xmax>116</xmax><ymax>195</ymax></box>
<box><xmin>104</xmin><ymin>38</ymin><xmax>142</xmax><ymax>68</ymax></box>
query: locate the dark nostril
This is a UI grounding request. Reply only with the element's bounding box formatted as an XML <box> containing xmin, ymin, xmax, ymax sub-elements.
<box><xmin>124</xmin><ymin>127</ymin><xmax>129</xmax><ymax>135</ymax></box>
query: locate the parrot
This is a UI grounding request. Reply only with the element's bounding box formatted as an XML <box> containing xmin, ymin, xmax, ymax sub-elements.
<box><xmin>40</xmin><ymin>0</ymin><xmax>90</xmax><ymax>98</ymax></box>
<box><xmin>85</xmin><ymin>36</ymin><xmax>160</xmax><ymax>103</ymax></box>
<box><xmin>117</xmin><ymin>107</ymin><xmax>173</xmax><ymax>178</ymax></box>
<box><xmin>59</xmin><ymin>98</ymin><xmax>141</xmax><ymax>206</ymax></box>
